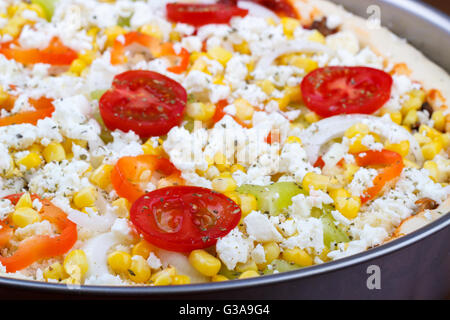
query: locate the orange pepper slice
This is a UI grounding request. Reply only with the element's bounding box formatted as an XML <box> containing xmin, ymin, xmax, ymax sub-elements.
<box><xmin>0</xmin><ymin>97</ymin><xmax>54</xmax><ymax>126</ymax></box>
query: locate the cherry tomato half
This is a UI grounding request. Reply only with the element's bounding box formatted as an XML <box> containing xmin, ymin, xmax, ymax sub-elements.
<box><xmin>111</xmin><ymin>154</ymin><xmax>184</xmax><ymax>203</ymax></box>
<box><xmin>219</xmin><ymin>0</ymin><xmax>298</xmax><ymax>18</ymax></box>
<box><xmin>130</xmin><ymin>186</ymin><xmax>242</xmax><ymax>252</ymax></box>
<box><xmin>166</xmin><ymin>3</ymin><xmax>248</xmax><ymax>27</ymax></box>
<box><xmin>301</xmin><ymin>66</ymin><xmax>393</xmax><ymax>118</ymax></box>
<box><xmin>99</xmin><ymin>70</ymin><xmax>187</xmax><ymax>138</ymax></box>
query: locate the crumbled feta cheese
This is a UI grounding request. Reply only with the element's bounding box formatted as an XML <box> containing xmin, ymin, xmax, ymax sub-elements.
<box><xmin>216</xmin><ymin>228</ymin><xmax>253</xmax><ymax>270</ymax></box>
<box><xmin>244</xmin><ymin>211</ymin><xmax>284</xmax><ymax>242</ymax></box>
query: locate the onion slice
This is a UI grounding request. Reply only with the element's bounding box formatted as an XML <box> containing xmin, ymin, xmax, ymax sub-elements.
<box><xmin>255</xmin><ymin>40</ymin><xmax>330</xmax><ymax>70</ymax></box>
<box><xmin>299</xmin><ymin>114</ymin><xmax>424</xmax><ymax>165</ymax></box>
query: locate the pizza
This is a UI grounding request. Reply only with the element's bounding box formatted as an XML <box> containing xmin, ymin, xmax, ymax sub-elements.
<box><xmin>0</xmin><ymin>0</ymin><xmax>448</xmax><ymax>286</ymax></box>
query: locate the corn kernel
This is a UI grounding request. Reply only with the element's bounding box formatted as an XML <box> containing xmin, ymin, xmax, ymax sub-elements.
<box><xmin>431</xmin><ymin>110</ymin><xmax>445</xmax><ymax>132</ymax></box>
<box><xmin>224</xmin><ymin>191</ymin><xmax>241</xmax><ymax>206</ymax></box>
<box><xmin>16</xmin><ymin>152</ymin><xmax>42</xmax><ymax>170</ymax></box>
<box><xmin>389</xmin><ymin>111</ymin><xmax>403</xmax><ymax>125</ymax></box>
<box><xmin>233</xmin><ymin>41</ymin><xmax>251</xmax><ymax>55</ymax></box>
<box><xmin>169</xmin><ymin>30</ymin><xmax>181</xmax><ymax>42</ymax></box>
<box><xmin>69</xmin><ymin>59</ymin><xmax>87</xmax><ymax>76</ymax></box>
<box><xmin>43</xmin><ymin>262</ymin><xmax>66</xmax><ymax>281</ymax></box>
<box><xmin>104</xmin><ymin>26</ymin><xmax>126</xmax><ymax>47</ymax></box>
<box><xmin>302</xmin><ymin>172</ymin><xmax>330</xmax><ymax>193</ymax></box>
<box><xmin>172</xmin><ymin>274</ymin><xmax>191</xmax><ymax>285</ymax></box>
<box><xmin>186</xmin><ymin>102</ymin><xmax>216</xmax><ymax>121</ymax></box>
<box><xmin>263</xmin><ymin>242</ymin><xmax>280</xmax><ymax>265</ymax></box>
<box><xmin>213</xmin><ymin>152</ymin><xmax>230</xmax><ymax>172</ymax></box>
<box><xmin>190</xmin><ymin>58</ymin><xmax>208</xmax><ymax>73</ymax></box>
<box><xmin>107</xmin><ymin>251</ymin><xmax>132</xmax><ymax>274</ymax></box>
<box><xmin>401</xmin><ymin>89</ymin><xmax>426</xmax><ymax>114</ymax></box>
<box><xmin>421</xmin><ymin>140</ymin><xmax>443</xmax><ymax>160</ymax></box>
<box><xmin>112</xmin><ymin>197</ymin><xmax>131</xmax><ymax>218</ymax></box>
<box><xmin>414</xmin><ymin>132</ymin><xmax>432</xmax><ymax>146</ymax></box>
<box><xmin>290</xmin><ymin>56</ymin><xmax>319</xmax><ymax>74</ymax></box>
<box><xmin>189</xmin><ymin>249</ymin><xmax>221</xmax><ymax>277</ymax></box>
<box><xmin>234</xmin><ymin>98</ymin><xmax>254</xmax><ymax>121</ymax></box>
<box><xmin>344</xmin><ymin>123</ymin><xmax>370</xmax><ymax>139</ymax></box>
<box><xmin>128</xmin><ymin>255</ymin><xmax>151</xmax><ymax>283</ymax></box>
<box><xmin>211</xmin><ymin>274</ymin><xmax>229</xmax><ymax>282</ymax></box>
<box><xmin>423</xmin><ymin>161</ymin><xmax>439</xmax><ymax>182</ymax></box>
<box><xmin>81</xmin><ymin>207</ymin><xmax>98</xmax><ymax>215</ymax></box>
<box><xmin>236</xmin><ymin>260</ymin><xmax>258</xmax><ymax>273</ymax></box>
<box><xmin>42</xmin><ymin>142</ymin><xmax>66</xmax><ymax>163</ymax></box>
<box><xmin>15</xmin><ymin>192</ymin><xmax>32</xmax><ymax>209</ymax></box>
<box><xmin>343</xmin><ymin>163</ymin><xmax>359</xmax><ymax>183</ymax></box>
<box><xmin>308</xmin><ymin>30</ymin><xmax>326</xmax><ymax>44</ymax></box>
<box><xmin>403</xmin><ymin>159</ymin><xmax>420</xmax><ymax>169</ymax></box>
<box><xmin>131</xmin><ymin>240</ymin><xmax>155</xmax><ymax>259</ymax></box>
<box><xmin>238</xmin><ymin>270</ymin><xmax>259</xmax><ymax>279</ymax></box>
<box><xmin>151</xmin><ymin>267</ymin><xmax>176</xmax><ymax>285</ymax></box>
<box><xmin>72</xmin><ymin>187</ymin><xmax>97</xmax><ymax>209</ymax></box>
<box><xmin>419</xmin><ymin>124</ymin><xmax>442</xmax><ymax>141</ymax></box>
<box><xmin>89</xmin><ymin>164</ymin><xmax>114</xmax><ymax>189</ymax></box>
<box><xmin>11</xmin><ymin>207</ymin><xmax>41</xmax><ymax>228</ymax></box>
<box><xmin>230</xmin><ymin>164</ymin><xmax>246</xmax><ymax>173</ymax></box>
<box><xmin>281</xmin><ymin>17</ymin><xmax>300</xmax><ymax>38</ymax></box>
<box><xmin>140</xmin><ymin>24</ymin><xmax>163</xmax><ymax>40</ymax></box>
<box><xmin>282</xmin><ymin>247</ymin><xmax>313</xmax><ymax>267</ymax></box>
<box><xmin>257</xmin><ymin>80</ymin><xmax>275</xmax><ymax>95</ymax></box>
<box><xmin>212</xmin><ymin>176</ymin><xmax>237</xmax><ymax>193</ymax></box>
<box><xmin>330</xmin><ymin>188</ymin><xmax>361</xmax><ymax>219</ymax></box>
<box><xmin>385</xmin><ymin>140</ymin><xmax>410</xmax><ymax>157</ymax></box>
<box><xmin>237</xmin><ymin>193</ymin><xmax>258</xmax><ymax>217</ymax></box>
<box><xmin>64</xmin><ymin>250</ymin><xmax>89</xmax><ymax>279</ymax></box>
<box><xmin>285</xmin><ymin>136</ymin><xmax>302</xmax><ymax>145</ymax></box>
<box><xmin>207</xmin><ymin>46</ymin><xmax>233</xmax><ymax>66</ymax></box>
<box><xmin>304</xmin><ymin>112</ymin><xmax>320</xmax><ymax>124</ymax></box>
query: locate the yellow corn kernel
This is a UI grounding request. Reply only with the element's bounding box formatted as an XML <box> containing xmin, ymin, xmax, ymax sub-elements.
<box><xmin>285</xmin><ymin>136</ymin><xmax>302</xmax><ymax>145</ymax></box>
<box><xmin>238</xmin><ymin>193</ymin><xmax>258</xmax><ymax>217</ymax></box>
<box><xmin>421</xmin><ymin>140</ymin><xmax>443</xmax><ymax>161</ymax></box>
<box><xmin>72</xmin><ymin>187</ymin><xmax>97</xmax><ymax>209</ymax></box>
<box><xmin>419</xmin><ymin>124</ymin><xmax>442</xmax><ymax>141</ymax></box>
<box><xmin>442</xmin><ymin>133</ymin><xmax>450</xmax><ymax>148</ymax></box>
<box><xmin>413</xmin><ymin>133</ymin><xmax>432</xmax><ymax>146</ymax></box>
<box><xmin>343</xmin><ymin>163</ymin><xmax>359</xmax><ymax>183</ymax></box>
<box><xmin>304</xmin><ymin>111</ymin><xmax>321</xmax><ymax>124</ymax></box>
<box><xmin>238</xmin><ymin>270</ymin><xmax>260</xmax><ymax>279</ymax></box>
<box><xmin>431</xmin><ymin>110</ymin><xmax>445</xmax><ymax>132</ymax></box>
<box><xmin>236</xmin><ymin>260</ymin><xmax>258</xmax><ymax>273</ymax></box>
<box><xmin>142</xmin><ymin>138</ymin><xmax>163</xmax><ymax>156</ymax></box>
<box><xmin>112</xmin><ymin>197</ymin><xmax>131</xmax><ymax>218</ymax></box>
<box><xmin>15</xmin><ymin>192</ymin><xmax>32</xmax><ymax>209</ymax></box>
<box><xmin>89</xmin><ymin>164</ymin><xmax>114</xmax><ymax>189</ymax></box>
<box><xmin>423</xmin><ymin>161</ymin><xmax>439</xmax><ymax>182</ymax></box>
<box><xmin>207</xmin><ymin>46</ymin><xmax>233</xmax><ymax>66</ymax></box>
<box><xmin>330</xmin><ymin>188</ymin><xmax>361</xmax><ymax>220</ymax></box>
<box><xmin>403</xmin><ymin>159</ymin><xmax>420</xmax><ymax>169</ymax></box>
<box><xmin>16</xmin><ymin>152</ymin><xmax>42</xmax><ymax>170</ymax></box>
<box><xmin>0</xmin><ymin>85</ymin><xmax>9</xmax><ymax>105</ymax></box>
<box><xmin>282</xmin><ymin>247</ymin><xmax>313</xmax><ymax>267</ymax></box>
<box><xmin>87</xmin><ymin>27</ymin><xmax>100</xmax><ymax>39</ymax></box>
<box><xmin>43</xmin><ymin>262</ymin><xmax>66</xmax><ymax>281</ymax></box>
<box><xmin>234</xmin><ymin>98</ymin><xmax>254</xmax><ymax>121</ymax></box>
<box><xmin>230</xmin><ymin>164</ymin><xmax>246</xmax><ymax>173</ymax></box>
<box><xmin>42</xmin><ymin>142</ymin><xmax>66</xmax><ymax>163</ymax></box>
<box><xmin>213</xmin><ymin>152</ymin><xmax>230</xmax><ymax>172</ymax></box>
<box><xmin>389</xmin><ymin>111</ymin><xmax>403</xmax><ymax>125</ymax></box>
<box><xmin>274</xmin><ymin>94</ymin><xmax>291</xmax><ymax>111</ymax></box>
<box><xmin>104</xmin><ymin>26</ymin><xmax>126</xmax><ymax>47</ymax></box>
<box><xmin>257</xmin><ymin>80</ymin><xmax>275</xmax><ymax>95</ymax></box>
<box><xmin>131</xmin><ymin>240</ymin><xmax>155</xmax><ymax>260</ymax></box>
<box><xmin>11</xmin><ymin>207</ymin><xmax>41</xmax><ymax>228</ymax></box>
<box><xmin>263</xmin><ymin>242</ymin><xmax>280</xmax><ymax>265</ymax></box>
<box><xmin>128</xmin><ymin>255</ymin><xmax>151</xmax><ymax>283</ymax></box>
<box><xmin>281</xmin><ymin>17</ymin><xmax>300</xmax><ymax>38</ymax></box>
<box><xmin>81</xmin><ymin>206</ymin><xmax>98</xmax><ymax>215</ymax></box>
<box><xmin>302</xmin><ymin>172</ymin><xmax>330</xmax><ymax>193</ymax></box>
<box><xmin>64</xmin><ymin>250</ymin><xmax>89</xmax><ymax>279</ymax></box>
<box><xmin>190</xmin><ymin>58</ymin><xmax>209</xmax><ymax>73</ymax></box>
<box><xmin>186</xmin><ymin>102</ymin><xmax>216</xmax><ymax>121</ymax></box>
<box><xmin>403</xmin><ymin>109</ymin><xmax>418</xmax><ymax>128</ymax></box>
<box><xmin>107</xmin><ymin>251</ymin><xmax>132</xmax><ymax>274</ymax></box>
<box><xmin>344</xmin><ymin>123</ymin><xmax>370</xmax><ymax>139</ymax></box>
<box><xmin>212</xmin><ymin>175</ymin><xmax>237</xmax><ymax>193</ymax></box>
<box><xmin>211</xmin><ymin>274</ymin><xmax>229</xmax><ymax>282</ymax></box>
<box><xmin>290</xmin><ymin>56</ymin><xmax>319</xmax><ymax>74</ymax></box>
<box><xmin>233</xmin><ymin>41</ymin><xmax>251</xmax><ymax>55</ymax></box>
<box><xmin>69</xmin><ymin>59</ymin><xmax>87</xmax><ymax>76</ymax></box>
<box><xmin>385</xmin><ymin>140</ymin><xmax>410</xmax><ymax>157</ymax></box>
<box><xmin>224</xmin><ymin>191</ymin><xmax>241</xmax><ymax>206</ymax></box>
<box><xmin>140</xmin><ymin>24</ymin><xmax>163</xmax><ymax>40</ymax></box>
<box><xmin>308</xmin><ymin>30</ymin><xmax>326</xmax><ymax>44</ymax></box>
<box><xmin>401</xmin><ymin>89</ymin><xmax>426</xmax><ymax>115</ymax></box>
<box><xmin>172</xmin><ymin>274</ymin><xmax>191</xmax><ymax>285</ymax></box>
<box><xmin>189</xmin><ymin>249</ymin><xmax>222</xmax><ymax>277</ymax></box>
<box><xmin>169</xmin><ymin>30</ymin><xmax>181</xmax><ymax>42</ymax></box>
<box><xmin>151</xmin><ymin>267</ymin><xmax>176</xmax><ymax>285</ymax></box>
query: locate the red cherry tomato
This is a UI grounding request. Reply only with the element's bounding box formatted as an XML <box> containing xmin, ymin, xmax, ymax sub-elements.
<box><xmin>166</xmin><ymin>3</ymin><xmax>248</xmax><ymax>27</ymax></box>
<box><xmin>130</xmin><ymin>186</ymin><xmax>242</xmax><ymax>252</ymax></box>
<box><xmin>301</xmin><ymin>67</ymin><xmax>393</xmax><ymax>118</ymax></box>
<box><xmin>99</xmin><ymin>70</ymin><xmax>187</xmax><ymax>138</ymax></box>
<box><xmin>219</xmin><ymin>0</ymin><xmax>298</xmax><ymax>18</ymax></box>
<box><xmin>111</xmin><ymin>154</ymin><xmax>184</xmax><ymax>203</ymax></box>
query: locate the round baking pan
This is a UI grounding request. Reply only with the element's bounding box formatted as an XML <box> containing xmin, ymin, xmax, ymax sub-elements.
<box><xmin>0</xmin><ymin>0</ymin><xmax>449</xmax><ymax>300</ymax></box>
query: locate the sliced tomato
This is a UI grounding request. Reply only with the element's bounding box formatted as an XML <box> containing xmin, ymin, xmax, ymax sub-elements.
<box><xmin>130</xmin><ymin>186</ymin><xmax>241</xmax><ymax>252</ymax></box>
<box><xmin>219</xmin><ymin>0</ymin><xmax>298</xmax><ymax>18</ymax></box>
<box><xmin>353</xmin><ymin>150</ymin><xmax>404</xmax><ymax>204</ymax></box>
<box><xmin>301</xmin><ymin>67</ymin><xmax>393</xmax><ymax>118</ymax></box>
<box><xmin>99</xmin><ymin>70</ymin><xmax>187</xmax><ymax>137</ymax></box>
<box><xmin>0</xmin><ymin>97</ymin><xmax>54</xmax><ymax>126</ymax></box>
<box><xmin>0</xmin><ymin>194</ymin><xmax>77</xmax><ymax>273</ymax></box>
<box><xmin>0</xmin><ymin>37</ymin><xmax>77</xmax><ymax>66</ymax></box>
<box><xmin>111</xmin><ymin>154</ymin><xmax>184</xmax><ymax>203</ymax></box>
<box><xmin>166</xmin><ymin>3</ymin><xmax>248</xmax><ymax>27</ymax></box>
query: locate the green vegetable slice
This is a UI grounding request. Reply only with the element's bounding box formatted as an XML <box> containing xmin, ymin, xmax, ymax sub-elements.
<box><xmin>321</xmin><ymin>211</ymin><xmax>350</xmax><ymax>247</ymax></box>
<box><xmin>31</xmin><ymin>0</ymin><xmax>58</xmax><ymax>21</ymax></box>
<box><xmin>237</xmin><ymin>182</ymin><xmax>306</xmax><ymax>216</ymax></box>
<box><xmin>263</xmin><ymin>259</ymin><xmax>302</xmax><ymax>275</ymax></box>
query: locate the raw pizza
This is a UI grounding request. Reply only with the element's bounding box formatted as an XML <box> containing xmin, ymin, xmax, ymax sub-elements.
<box><xmin>0</xmin><ymin>0</ymin><xmax>448</xmax><ymax>286</ymax></box>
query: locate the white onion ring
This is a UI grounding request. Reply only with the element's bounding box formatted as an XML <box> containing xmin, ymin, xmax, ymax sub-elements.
<box><xmin>83</xmin><ymin>233</ymin><xmax>119</xmax><ymax>278</ymax></box>
<box><xmin>255</xmin><ymin>40</ymin><xmax>330</xmax><ymax>70</ymax></box>
<box><xmin>299</xmin><ymin>114</ymin><xmax>424</xmax><ymax>165</ymax></box>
